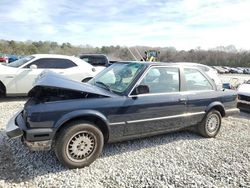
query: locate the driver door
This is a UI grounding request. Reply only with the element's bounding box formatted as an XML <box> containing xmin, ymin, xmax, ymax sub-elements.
<box><xmin>15</xmin><ymin>58</ymin><xmax>65</xmax><ymax>94</ymax></box>
<box><xmin>15</xmin><ymin>67</ymin><xmax>44</xmax><ymax>94</ymax></box>
<box><xmin>16</xmin><ymin>58</ymin><xmax>78</xmax><ymax>94</ymax></box>
<box><xmin>124</xmin><ymin>66</ymin><xmax>188</xmax><ymax>136</ymax></box>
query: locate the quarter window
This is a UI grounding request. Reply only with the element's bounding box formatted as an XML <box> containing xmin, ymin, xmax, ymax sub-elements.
<box><xmin>139</xmin><ymin>67</ymin><xmax>180</xmax><ymax>93</ymax></box>
<box><xmin>184</xmin><ymin>68</ymin><xmax>213</xmax><ymax>91</ymax></box>
<box><xmin>25</xmin><ymin>58</ymin><xmax>77</xmax><ymax>69</ymax></box>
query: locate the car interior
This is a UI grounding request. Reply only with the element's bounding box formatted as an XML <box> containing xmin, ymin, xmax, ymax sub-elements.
<box><xmin>141</xmin><ymin>68</ymin><xmax>179</xmax><ymax>93</ymax></box>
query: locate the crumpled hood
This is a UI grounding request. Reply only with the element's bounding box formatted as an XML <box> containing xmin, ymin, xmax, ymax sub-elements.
<box><xmin>238</xmin><ymin>83</ymin><xmax>250</xmax><ymax>97</ymax></box>
<box><xmin>28</xmin><ymin>71</ymin><xmax>117</xmax><ymax>97</ymax></box>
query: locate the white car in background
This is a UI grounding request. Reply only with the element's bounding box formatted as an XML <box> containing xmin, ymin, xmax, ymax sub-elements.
<box><xmin>0</xmin><ymin>54</ymin><xmax>105</xmax><ymax>96</ymax></box>
<box><xmin>175</xmin><ymin>62</ymin><xmax>223</xmax><ymax>89</ymax></box>
<box><xmin>237</xmin><ymin>80</ymin><xmax>250</xmax><ymax>112</ymax></box>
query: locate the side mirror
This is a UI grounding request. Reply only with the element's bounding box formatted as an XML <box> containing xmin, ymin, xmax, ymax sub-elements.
<box><xmin>30</xmin><ymin>64</ymin><xmax>37</xmax><ymax>69</ymax></box>
<box><xmin>134</xmin><ymin>85</ymin><xmax>149</xmax><ymax>95</ymax></box>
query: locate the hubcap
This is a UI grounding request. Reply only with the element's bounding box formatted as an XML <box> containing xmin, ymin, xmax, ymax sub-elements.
<box><xmin>66</xmin><ymin>131</ymin><xmax>96</xmax><ymax>163</ymax></box>
<box><xmin>206</xmin><ymin>114</ymin><xmax>219</xmax><ymax>134</ymax></box>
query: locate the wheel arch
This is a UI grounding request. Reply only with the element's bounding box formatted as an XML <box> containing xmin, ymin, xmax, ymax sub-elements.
<box><xmin>205</xmin><ymin>102</ymin><xmax>225</xmax><ymax>117</ymax></box>
<box><xmin>54</xmin><ymin>110</ymin><xmax>110</xmax><ymax>143</ymax></box>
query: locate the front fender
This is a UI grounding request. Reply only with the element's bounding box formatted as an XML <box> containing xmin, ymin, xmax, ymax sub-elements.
<box><xmin>54</xmin><ymin>109</ymin><xmax>109</xmax><ymax>129</ymax></box>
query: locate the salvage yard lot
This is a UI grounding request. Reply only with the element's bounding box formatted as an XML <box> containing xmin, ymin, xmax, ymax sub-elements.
<box><xmin>220</xmin><ymin>73</ymin><xmax>250</xmax><ymax>84</ymax></box>
<box><xmin>0</xmin><ymin>98</ymin><xmax>249</xmax><ymax>187</ymax></box>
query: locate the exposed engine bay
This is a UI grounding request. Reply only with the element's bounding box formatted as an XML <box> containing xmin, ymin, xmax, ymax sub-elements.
<box><xmin>26</xmin><ymin>86</ymin><xmax>106</xmax><ymax>104</ymax></box>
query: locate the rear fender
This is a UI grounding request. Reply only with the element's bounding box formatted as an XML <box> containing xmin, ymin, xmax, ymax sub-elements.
<box><xmin>205</xmin><ymin>101</ymin><xmax>225</xmax><ymax>116</ymax></box>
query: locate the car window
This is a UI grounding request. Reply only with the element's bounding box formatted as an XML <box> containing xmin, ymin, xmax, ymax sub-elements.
<box><xmin>196</xmin><ymin>65</ymin><xmax>209</xmax><ymax>72</ymax></box>
<box><xmin>139</xmin><ymin>67</ymin><xmax>180</xmax><ymax>93</ymax></box>
<box><xmin>25</xmin><ymin>58</ymin><xmax>77</xmax><ymax>69</ymax></box>
<box><xmin>89</xmin><ymin>63</ymin><xmax>144</xmax><ymax>93</ymax></box>
<box><xmin>81</xmin><ymin>56</ymin><xmax>106</xmax><ymax>66</ymax></box>
<box><xmin>7</xmin><ymin>56</ymin><xmax>34</xmax><ymax>67</ymax></box>
<box><xmin>184</xmin><ymin>68</ymin><xmax>213</xmax><ymax>91</ymax></box>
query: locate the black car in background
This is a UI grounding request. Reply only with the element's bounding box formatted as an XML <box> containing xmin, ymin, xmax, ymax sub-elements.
<box><xmin>79</xmin><ymin>54</ymin><xmax>111</xmax><ymax>67</ymax></box>
<box><xmin>79</xmin><ymin>54</ymin><xmax>118</xmax><ymax>67</ymax></box>
<box><xmin>6</xmin><ymin>62</ymin><xmax>239</xmax><ymax>168</ymax></box>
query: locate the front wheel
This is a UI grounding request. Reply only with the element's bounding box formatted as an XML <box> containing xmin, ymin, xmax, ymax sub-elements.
<box><xmin>198</xmin><ymin>110</ymin><xmax>222</xmax><ymax>138</ymax></box>
<box><xmin>55</xmin><ymin>121</ymin><xmax>104</xmax><ymax>168</ymax></box>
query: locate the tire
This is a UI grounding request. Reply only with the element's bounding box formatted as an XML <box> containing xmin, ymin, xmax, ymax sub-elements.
<box><xmin>55</xmin><ymin>121</ymin><xmax>104</xmax><ymax>169</ymax></box>
<box><xmin>198</xmin><ymin>110</ymin><xmax>222</xmax><ymax>138</ymax></box>
<box><xmin>0</xmin><ymin>88</ymin><xmax>5</xmax><ymax>97</ymax></box>
<box><xmin>0</xmin><ymin>89</ymin><xmax>3</xmax><ymax>97</ymax></box>
<box><xmin>0</xmin><ymin>83</ymin><xmax>6</xmax><ymax>97</ymax></box>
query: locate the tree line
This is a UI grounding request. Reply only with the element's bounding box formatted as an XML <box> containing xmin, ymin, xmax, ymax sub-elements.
<box><xmin>0</xmin><ymin>39</ymin><xmax>249</xmax><ymax>67</ymax></box>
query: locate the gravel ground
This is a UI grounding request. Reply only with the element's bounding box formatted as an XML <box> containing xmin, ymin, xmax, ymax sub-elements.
<box><xmin>0</xmin><ymin>99</ymin><xmax>250</xmax><ymax>188</ymax></box>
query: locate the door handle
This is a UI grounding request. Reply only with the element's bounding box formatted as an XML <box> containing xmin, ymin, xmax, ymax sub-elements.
<box><xmin>179</xmin><ymin>98</ymin><xmax>187</xmax><ymax>104</ymax></box>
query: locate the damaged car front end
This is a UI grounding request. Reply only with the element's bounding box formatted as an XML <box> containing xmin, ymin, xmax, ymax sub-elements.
<box><xmin>6</xmin><ymin>71</ymin><xmax>114</xmax><ymax>151</ymax></box>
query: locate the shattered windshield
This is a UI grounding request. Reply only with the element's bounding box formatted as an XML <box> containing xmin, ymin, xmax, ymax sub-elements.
<box><xmin>89</xmin><ymin>63</ymin><xmax>144</xmax><ymax>94</ymax></box>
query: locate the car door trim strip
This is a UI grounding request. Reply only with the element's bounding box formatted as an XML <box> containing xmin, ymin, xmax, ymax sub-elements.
<box><xmin>125</xmin><ymin>111</ymin><xmax>205</xmax><ymax>124</ymax></box>
<box><xmin>225</xmin><ymin>108</ymin><xmax>241</xmax><ymax>112</ymax></box>
<box><xmin>109</xmin><ymin>122</ymin><xmax>126</xmax><ymax>125</ymax></box>
<box><xmin>110</xmin><ymin>112</ymin><xmax>205</xmax><ymax>125</ymax></box>
<box><xmin>110</xmin><ymin>108</ymin><xmax>238</xmax><ymax>126</ymax></box>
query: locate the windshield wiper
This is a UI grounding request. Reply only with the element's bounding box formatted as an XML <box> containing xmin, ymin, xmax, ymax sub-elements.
<box><xmin>95</xmin><ymin>81</ymin><xmax>112</xmax><ymax>92</ymax></box>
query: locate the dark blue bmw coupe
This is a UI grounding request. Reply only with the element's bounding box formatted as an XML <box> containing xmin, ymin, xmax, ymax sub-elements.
<box><xmin>6</xmin><ymin>62</ymin><xmax>239</xmax><ymax>168</ymax></box>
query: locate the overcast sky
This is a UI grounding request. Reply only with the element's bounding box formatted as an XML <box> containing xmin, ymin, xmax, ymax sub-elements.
<box><xmin>0</xmin><ymin>0</ymin><xmax>249</xmax><ymax>50</ymax></box>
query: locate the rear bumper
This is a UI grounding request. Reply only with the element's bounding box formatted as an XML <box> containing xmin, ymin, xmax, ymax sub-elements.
<box><xmin>237</xmin><ymin>100</ymin><xmax>250</xmax><ymax>112</ymax></box>
<box><xmin>225</xmin><ymin>108</ymin><xmax>240</xmax><ymax>117</ymax></box>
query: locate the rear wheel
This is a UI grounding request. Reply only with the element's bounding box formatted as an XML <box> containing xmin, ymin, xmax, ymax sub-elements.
<box><xmin>55</xmin><ymin>121</ymin><xmax>104</xmax><ymax>168</ymax></box>
<box><xmin>198</xmin><ymin>110</ymin><xmax>221</xmax><ymax>138</ymax></box>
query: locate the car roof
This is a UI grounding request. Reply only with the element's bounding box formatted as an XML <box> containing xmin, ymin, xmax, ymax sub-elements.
<box><xmin>29</xmin><ymin>54</ymin><xmax>92</xmax><ymax>67</ymax></box>
<box><xmin>79</xmin><ymin>54</ymin><xmax>107</xmax><ymax>57</ymax></box>
<box><xmin>117</xmin><ymin>61</ymin><xmax>210</xmax><ymax>68</ymax></box>
<box><xmin>31</xmin><ymin>54</ymin><xmax>77</xmax><ymax>59</ymax></box>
